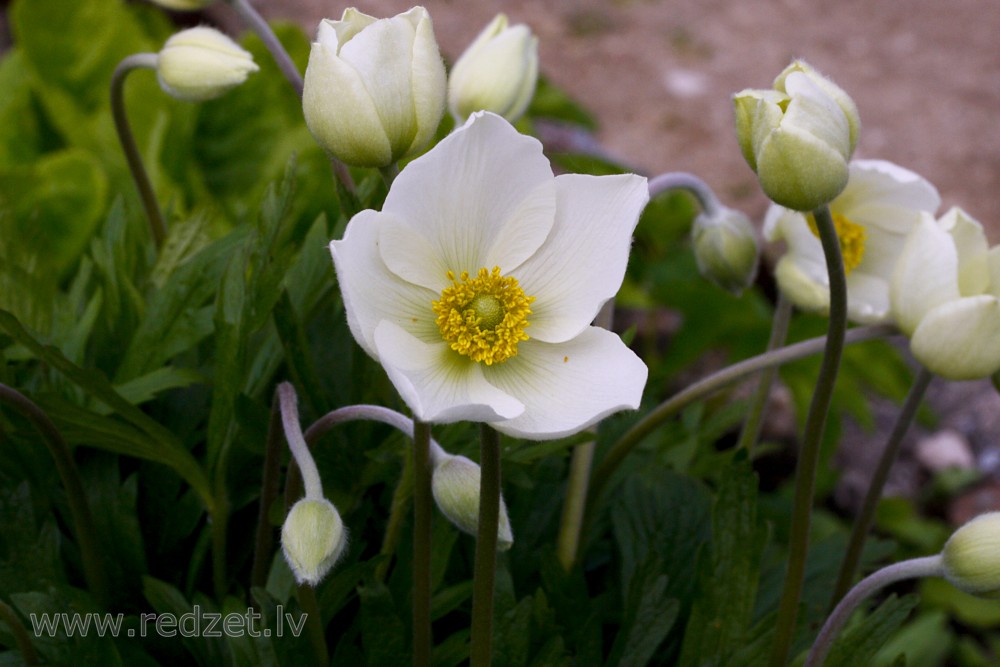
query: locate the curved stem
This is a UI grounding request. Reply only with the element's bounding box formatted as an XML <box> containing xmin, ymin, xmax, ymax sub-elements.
<box><xmin>470</xmin><ymin>424</ymin><xmax>501</xmax><ymax>667</ymax></box>
<box><xmin>736</xmin><ymin>293</ymin><xmax>793</xmax><ymax>452</ymax></box>
<box><xmin>0</xmin><ymin>384</ymin><xmax>110</xmax><ymax>608</ymax></box>
<box><xmin>0</xmin><ymin>598</ymin><xmax>40</xmax><ymax>666</ymax></box>
<box><xmin>111</xmin><ymin>53</ymin><xmax>166</xmax><ymax>249</ymax></box>
<box><xmin>225</xmin><ymin>0</ymin><xmax>302</xmax><ymax>97</ymax></box>
<box><xmin>279</xmin><ymin>383</ymin><xmax>323</xmax><ymax>500</ymax></box>
<box><xmin>251</xmin><ymin>390</ymin><xmax>284</xmax><ymax>591</ymax></box>
<box><xmin>296</xmin><ymin>581</ymin><xmax>330</xmax><ymax>667</ymax></box>
<box><xmin>412</xmin><ymin>419</ymin><xmax>433</xmax><ymax>667</ymax></box>
<box><xmin>587</xmin><ymin>324</ymin><xmax>895</xmax><ymax>508</ymax></box>
<box><xmin>806</xmin><ymin>555</ymin><xmax>943</xmax><ymax>667</ymax></box>
<box><xmin>769</xmin><ymin>204</ymin><xmax>849</xmax><ymax>667</ymax></box>
<box><xmin>210</xmin><ymin>494</ymin><xmax>229</xmax><ymax>601</ymax></box>
<box><xmin>648</xmin><ymin>171</ymin><xmax>722</xmax><ymax>215</ymax></box>
<box><xmin>831</xmin><ymin>366</ymin><xmax>935</xmax><ymax>605</ymax></box>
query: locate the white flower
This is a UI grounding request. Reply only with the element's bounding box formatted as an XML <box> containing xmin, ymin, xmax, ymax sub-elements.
<box><xmin>330</xmin><ymin>112</ymin><xmax>648</xmax><ymax>440</ymax></box>
<box><xmin>763</xmin><ymin>159</ymin><xmax>940</xmax><ymax>323</ymax></box>
<box><xmin>890</xmin><ymin>208</ymin><xmax>1000</xmax><ymax>380</ymax></box>
<box><xmin>156</xmin><ymin>27</ymin><xmax>258</xmax><ymax>102</ymax></box>
<box><xmin>302</xmin><ymin>7</ymin><xmax>446</xmax><ymax>168</ymax></box>
<box><xmin>448</xmin><ymin>14</ymin><xmax>538</xmax><ymax>123</ymax></box>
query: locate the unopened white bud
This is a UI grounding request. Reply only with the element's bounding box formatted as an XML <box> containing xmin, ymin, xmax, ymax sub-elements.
<box><xmin>942</xmin><ymin>512</ymin><xmax>1000</xmax><ymax>598</ymax></box>
<box><xmin>157</xmin><ymin>27</ymin><xmax>258</xmax><ymax>102</ymax></box>
<box><xmin>692</xmin><ymin>206</ymin><xmax>760</xmax><ymax>294</ymax></box>
<box><xmin>432</xmin><ymin>454</ymin><xmax>513</xmax><ymax>551</ymax></box>
<box><xmin>281</xmin><ymin>498</ymin><xmax>347</xmax><ymax>586</ymax></box>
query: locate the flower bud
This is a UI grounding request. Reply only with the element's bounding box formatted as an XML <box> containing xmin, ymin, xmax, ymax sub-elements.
<box><xmin>733</xmin><ymin>60</ymin><xmax>859</xmax><ymax>211</ymax></box>
<box><xmin>157</xmin><ymin>27</ymin><xmax>258</xmax><ymax>102</ymax></box>
<box><xmin>448</xmin><ymin>14</ymin><xmax>538</xmax><ymax>124</ymax></box>
<box><xmin>302</xmin><ymin>7</ymin><xmax>447</xmax><ymax>167</ymax></box>
<box><xmin>432</xmin><ymin>454</ymin><xmax>513</xmax><ymax>550</ymax></box>
<box><xmin>148</xmin><ymin>0</ymin><xmax>214</xmax><ymax>10</ymax></box>
<box><xmin>942</xmin><ymin>512</ymin><xmax>1000</xmax><ymax>598</ymax></box>
<box><xmin>281</xmin><ymin>498</ymin><xmax>347</xmax><ymax>586</ymax></box>
<box><xmin>691</xmin><ymin>206</ymin><xmax>760</xmax><ymax>294</ymax></box>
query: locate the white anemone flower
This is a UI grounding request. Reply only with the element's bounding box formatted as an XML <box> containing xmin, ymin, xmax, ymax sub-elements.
<box><xmin>891</xmin><ymin>208</ymin><xmax>1000</xmax><ymax>380</ymax></box>
<box><xmin>330</xmin><ymin>112</ymin><xmax>649</xmax><ymax>440</ymax></box>
<box><xmin>763</xmin><ymin>159</ymin><xmax>940</xmax><ymax>323</ymax></box>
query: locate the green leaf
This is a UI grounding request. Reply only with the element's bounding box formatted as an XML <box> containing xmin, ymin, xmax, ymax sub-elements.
<box><xmin>823</xmin><ymin>594</ymin><xmax>919</xmax><ymax>667</ymax></box>
<box><xmin>141</xmin><ymin>577</ymin><xmax>228</xmax><ymax>667</ymax></box>
<box><xmin>112</xmin><ymin>366</ymin><xmax>205</xmax><ymax>408</ymax></box>
<box><xmin>606</xmin><ymin>554</ymin><xmax>680</xmax><ymax>667</ymax></box>
<box><xmin>359</xmin><ymin>582</ymin><xmax>408</xmax><ymax>667</ymax></box>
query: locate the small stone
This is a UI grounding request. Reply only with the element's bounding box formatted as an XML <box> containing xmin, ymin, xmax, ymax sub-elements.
<box><xmin>915</xmin><ymin>429</ymin><xmax>975</xmax><ymax>472</ymax></box>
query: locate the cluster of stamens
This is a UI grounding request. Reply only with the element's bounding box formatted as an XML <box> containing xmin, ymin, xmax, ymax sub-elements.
<box><xmin>807</xmin><ymin>211</ymin><xmax>867</xmax><ymax>273</ymax></box>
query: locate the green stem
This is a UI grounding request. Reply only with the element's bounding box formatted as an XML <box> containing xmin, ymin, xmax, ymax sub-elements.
<box><xmin>556</xmin><ymin>301</ymin><xmax>614</xmax><ymax>571</ymax></box>
<box><xmin>111</xmin><ymin>53</ymin><xmax>166</xmax><ymax>249</ymax></box>
<box><xmin>297</xmin><ymin>581</ymin><xmax>330</xmax><ymax>667</ymax></box>
<box><xmin>768</xmin><ymin>204</ymin><xmax>849</xmax><ymax>667</ymax></box>
<box><xmin>736</xmin><ymin>293</ymin><xmax>793</xmax><ymax>452</ymax></box>
<box><xmin>412</xmin><ymin>420</ymin><xmax>433</xmax><ymax>667</ymax></box>
<box><xmin>806</xmin><ymin>555</ymin><xmax>943</xmax><ymax>667</ymax></box>
<box><xmin>380</xmin><ymin>163</ymin><xmax>400</xmax><ymax>189</ymax></box>
<box><xmin>648</xmin><ymin>171</ymin><xmax>722</xmax><ymax>215</ymax></box>
<box><xmin>587</xmin><ymin>324</ymin><xmax>894</xmax><ymax>509</ymax></box>
<box><xmin>250</xmin><ymin>390</ymin><xmax>284</xmax><ymax>591</ymax></box>
<box><xmin>211</xmin><ymin>492</ymin><xmax>229</xmax><ymax>602</ymax></box>
<box><xmin>831</xmin><ymin>366</ymin><xmax>934</xmax><ymax>605</ymax></box>
<box><xmin>0</xmin><ymin>593</ymin><xmax>41</xmax><ymax>665</ymax></box>
<box><xmin>0</xmin><ymin>384</ymin><xmax>110</xmax><ymax>608</ymax></box>
<box><xmin>470</xmin><ymin>424</ymin><xmax>501</xmax><ymax>667</ymax></box>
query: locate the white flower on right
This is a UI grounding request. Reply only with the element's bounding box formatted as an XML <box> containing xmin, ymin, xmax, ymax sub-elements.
<box><xmin>763</xmin><ymin>159</ymin><xmax>940</xmax><ymax>323</ymax></box>
<box><xmin>891</xmin><ymin>208</ymin><xmax>1000</xmax><ymax>380</ymax></box>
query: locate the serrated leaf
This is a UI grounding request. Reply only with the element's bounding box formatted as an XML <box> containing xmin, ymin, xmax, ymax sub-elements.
<box><xmin>359</xmin><ymin>582</ymin><xmax>408</xmax><ymax>667</ymax></box>
<box><xmin>823</xmin><ymin>594</ymin><xmax>919</xmax><ymax>667</ymax></box>
<box><xmin>606</xmin><ymin>554</ymin><xmax>679</xmax><ymax>667</ymax></box>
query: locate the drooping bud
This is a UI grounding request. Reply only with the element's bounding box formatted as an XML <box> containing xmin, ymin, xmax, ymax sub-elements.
<box><xmin>147</xmin><ymin>0</ymin><xmax>214</xmax><ymax>10</ymax></box>
<box><xmin>942</xmin><ymin>512</ymin><xmax>1000</xmax><ymax>598</ymax></box>
<box><xmin>691</xmin><ymin>206</ymin><xmax>760</xmax><ymax>295</ymax></box>
<box><xmin>157</xmin><ymin>27</ymin><xmax>258</xmax><ymax>102</ymax></box>
<box><xmin>281</xmin><ymin>498</ymin><xmax>348</xmax><ymax>586</ymax></box>
<box><xmin>432</xmin><ymin>453</ymin><xmax>513</xmax><ymax>550</ymax></box>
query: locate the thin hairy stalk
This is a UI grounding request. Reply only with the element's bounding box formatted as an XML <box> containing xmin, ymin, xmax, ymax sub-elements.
<box><xmin>297</xmin><ymin>581</ymin><xmax>330</xmax><ymax>667</ymax></box>
<box><xmin>647</xmin><ymin>171</ymin><xmax>722</xmax><ymax>215</ymax></box>
<box><xmin>470</xmin><ymin>424</ymin><xmax>502</xmax><ymax>667</ymax></box>
<box><xmin>556</xmin><ymin>300</ymin><xmax>614</xmax><ymax>571</ymax></box>
<box><xmin>736</xmin><ymin>293</ymin><xmax>793</xmax><ymax>452</ymax></box>
<box><xmin>769</xmin><ymin>204</ymin><xmax>849</xmax><ymax>667</ymax></box>
<box><xmin>111</xmin><ymin>53</ymin><xmax>166</xmax><ymax>249</ymax></box>
<box><xmin>806</xmin><ymin>555</ymin><xmax>943</xmax><ymax>667</ymax></box>
<box><xmin>251</xmin><ymin>391</ymin><xmax>284</xmax><ymax>591</ymax></box>
<box><xmin>0</xmin><ymin>594</ymin><xmax>41</xmax><ymax>665</ymax></box>
<box><xmin>588</xmin><ymin>324</ymin><xmax>894</xmax><ymax>508</ymax></box>
<box><xmin>412</xmin><ymin>420</ymin><xmax>433</xmax><ymax>667</ymax></box>
<box><xmin>210</xmin><ymin>493</ymin><xmax>230</xmax><ymax>601</ymax></box>
<box><xmin>831</xmin><ymin>366</ymin><xmax>935</xmax><ymax>605</ymax></box>
<box><xmin>0</xmin><ymin>384</ymin><xmax>110</xmax><ymax>608</ymax></box>
<box><xmin>279</xmin><ymin>383</ymin><xmax>323</xmax><ymax>499</ymax></box>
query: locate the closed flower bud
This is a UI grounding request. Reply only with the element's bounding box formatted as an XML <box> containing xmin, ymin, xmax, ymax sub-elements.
<box><xmin>302</xmin><ymin>7</ymin><xmax>447</xmax><ymax>167</ymax></box>
<box><xmin>448</xmin><ymin>14</ymin><xmax>538</xmax><ymax>124</ymax></box>
<box><xmin>733</xmin><ymin>60</ymin><xmax>859</xmax><ymax>211</ymax></box>
<box><xmin>942</xmin><ymin>512</ymin><xmax>1000</xmax><ymax>598</ymax></box>
<box><xmin>691</xmin><ymin>206</ymin><xmax>760</xmax><ymax>294</ymax></box>
<box><xmin>148</xmin><ymin>0</ymin><xmax>214</xmax><ymax>10</ymax></box>
<box><xmin>157</xmin><ymin>27</ymin><xmax>258</xmax><ymax>102</ymax></box>
<box><xmin>432</xmin><ymin>454</ymin><xmax>513</xmax><ymax>551</ymax></box>
<box><xmin>281</xmin><ymin>498</ymin><xmax>347</xmax><ymax>586</ymax></box>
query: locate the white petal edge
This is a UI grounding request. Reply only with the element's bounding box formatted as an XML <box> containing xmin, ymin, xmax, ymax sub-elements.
<box><xmin>910</xmin><ymin>296</ymin><xmax>1000</xmax><ymax>380</ymax></box>
<box><xmin>836</xmin><ymin>160</ymin><xmax>941</xmax><ymax>234</ymax></box>
<box><xmin>513</xmin><ymin>173</ymin><xmax>649</xmax><ymax>343</ymax></box>
<box><xmin>889</xmin><ymin>213</ymin><xmax>960</xmax><ymax>336</ymax></box>
<box><xmin>374</xmin><ymin>320</ymin><xmax>524</xmax><ymax>423</ymax></box>
<box><xmin>482</xmin><ymin>327</ymin><xmax>647</xmax><ymax>440</ymax></box>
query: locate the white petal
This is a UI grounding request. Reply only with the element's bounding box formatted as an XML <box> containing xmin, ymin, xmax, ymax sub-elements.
<box><xmin>512</xmin><ymin>173</ymin><xmax>649</xmax><ymax>342</ymax></box>
<box><xmin>330</xmin><ymin>210</ymin><xmax>441</xmax><ymax>356</ymax></box>
<box><xmin>406</xmin><ymin>7</ymin><xmax>447</xmax><ymax>154</ymax></box>
<box><xmin>773</xmin><ymin>254</ymin><xmax>830</xmax><ymax>315</ymax></box>
<box><xmin>890</xmin><ymin>214</ymin><xmax>960</xmax><ymax>335</ymax></box>
<box><xmin>482</xmin><ymin>327</ymin><xmax>647</xmax><ymax>440</ymax></box>
<box><xmin>374</xmin><ymin>321</ymin><xmax>524</xmax><ymax>422</ymax></box>
<box><xmin>844</xmin><ymin>271</ymin><xmax>890</xmax><ymax>324</ymax></box>
<box><xmin>911</xmin><ymin>296</ymin><xmax>1000</xmax><ymax>380</ymax></box>
<box><xmin>938</xmin><ymin>207</ymin><xmax>990</xmax><ymax>296</ymax></box>
<box><xmin>381</xmin><ymin>113</ymin><xmax>556</xmax><ymax>280</ymax></box>
<box><xmin>836</xmin><ymin>160</ymin><xmax>940</xmax><ymax>234</ymax></box>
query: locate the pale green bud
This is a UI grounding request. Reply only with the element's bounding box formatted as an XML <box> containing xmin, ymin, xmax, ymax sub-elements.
<box><xmin>942</xmin><ymin>512</ymin><xmax>1000</xmax><ymax>598</ymax></box>
<box><xmin>448</xmin><ymin>14</ymin><xmax>538</xmax><ymax>124</ymax></box>
<box><xmin>281</xmin><ymin>498</ymin><xmax>347</xmax><ymax>586</ymax></box>
<box><xmin>157</xmin><ymin>27</ymin><xmax>258</xmax><ymax>102</ymax></box>
<box><xmin>733</xmin><ymin>60</ymin><xmax>859</xmax><ymax>211</ymax></box>
<box><xmin>147</xmin><ymin>0</ymin><xmax>213</xmax><ymax>10</ymax></box>
<box><xmin>691</xmin><ymin>206</ymin><xmax>760</xmax><ymax>294</ymax></box>
<box><xmin>302</xmin><ymin>7</ymin><xmax>447</xmax><ymax>167</ymax></box>
<box><xmin>432</xmin><ymin>454</ymin><xmax>513</xmax><ymax>551</ymax></box>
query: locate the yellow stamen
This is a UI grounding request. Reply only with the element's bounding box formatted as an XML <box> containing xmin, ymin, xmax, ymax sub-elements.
<box><xmin>432</xmin><ymin>267</ymin><xmax>534</xmax><ymax>365</ymax></box>
<box><xmin>808</xmin><ymin>211</ymin><xmax>866</xmax><ymax>274</ymax></box>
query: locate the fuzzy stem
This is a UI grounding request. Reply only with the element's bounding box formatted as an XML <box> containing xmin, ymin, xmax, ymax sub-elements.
<box><xmin>0</xmin><ymin>384</ymin><xmax>110</xmax><ymax>608</ymax></box>
<box><xmin>831</xmin><ymin>366</ymin><xmax>935</xmax><ymax>605</ymax></box>
<box><xmin>250</xmin><ymin>390</ymin><xmax>284</xmax><ymax>591</ymax></box>
<box><xmin>648</xmin><ymin>171</ymin><xmax>722</xmax><ymax>215</ymax></box>
<box><xmin>296</xmin><ymin>581</ymin><xmax>329</xmax><ymax>666</ymax></box>
<box><xmin>412</xmin><ymin>419</ymin><xmax>433</xmax><ymax>667</ymax></box>
<box><xmin>588</xmin><ymin>324</ymin><xmax>894</xmax><ymax>509</ymax></box>
<box><xmin>806</xmin><ymin>555</ymin><xmax>943</xmax><ymax>667</ymax></box>
<box><xmin>279</xmin><ymin>383</ymin><xmax>323</xmax><ymax>500</ymax></box>
<box><xmin>111</xmin><ymin>53</ymin><xmax>166</xmax><ymax>249</ymax></box>
<box><xmin>768</xmin><ymin>204</ymin><xmax>849</xmax><ymax>667</ymax></box>
<box><xmin>736</xmin><ymin>293</ymin><xmax>793</xmax><ymax>452</ymax></box>
<box><xmin>0</xmin><ymin>599</ymin><xmax>40</xmax><ymax>665</ymax></box>
<box><xmin>225</xmin><ymin>0</ymin><xmax>302</xmax><ymax>96</ymax></box>
<box><xmin>470</xmin><ymin>424</ymin><xmax>502</xmax><ymax>667</ymax></box>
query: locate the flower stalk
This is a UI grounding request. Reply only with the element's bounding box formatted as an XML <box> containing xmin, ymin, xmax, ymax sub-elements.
<box><xmin>769</xmin><ymin>204</ymin><xmax>849</xmax><ymax>667</ymax></box>
<box><xmin>470</xmin><ymin>424</ymin><xmax>502</xmax><ymax>667</ymax></box>
<box><xmin>831</xmin><ymin>366</ymin><xmax>934</xmax><ymax>605</ymax></box>
<box><xmin>412</xmin><ymin>419</ymin><xmax>433</xmax><ymax>667</ymax></box>
<box><xmin>736</xmin><ymin>293</ymin><xmax>793</xmax><ymax>452</ymax></box>
<box><xmin>0</xmin><ymin>599</ymin><xmax>39</xmax><ymax>666</ymax></box>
